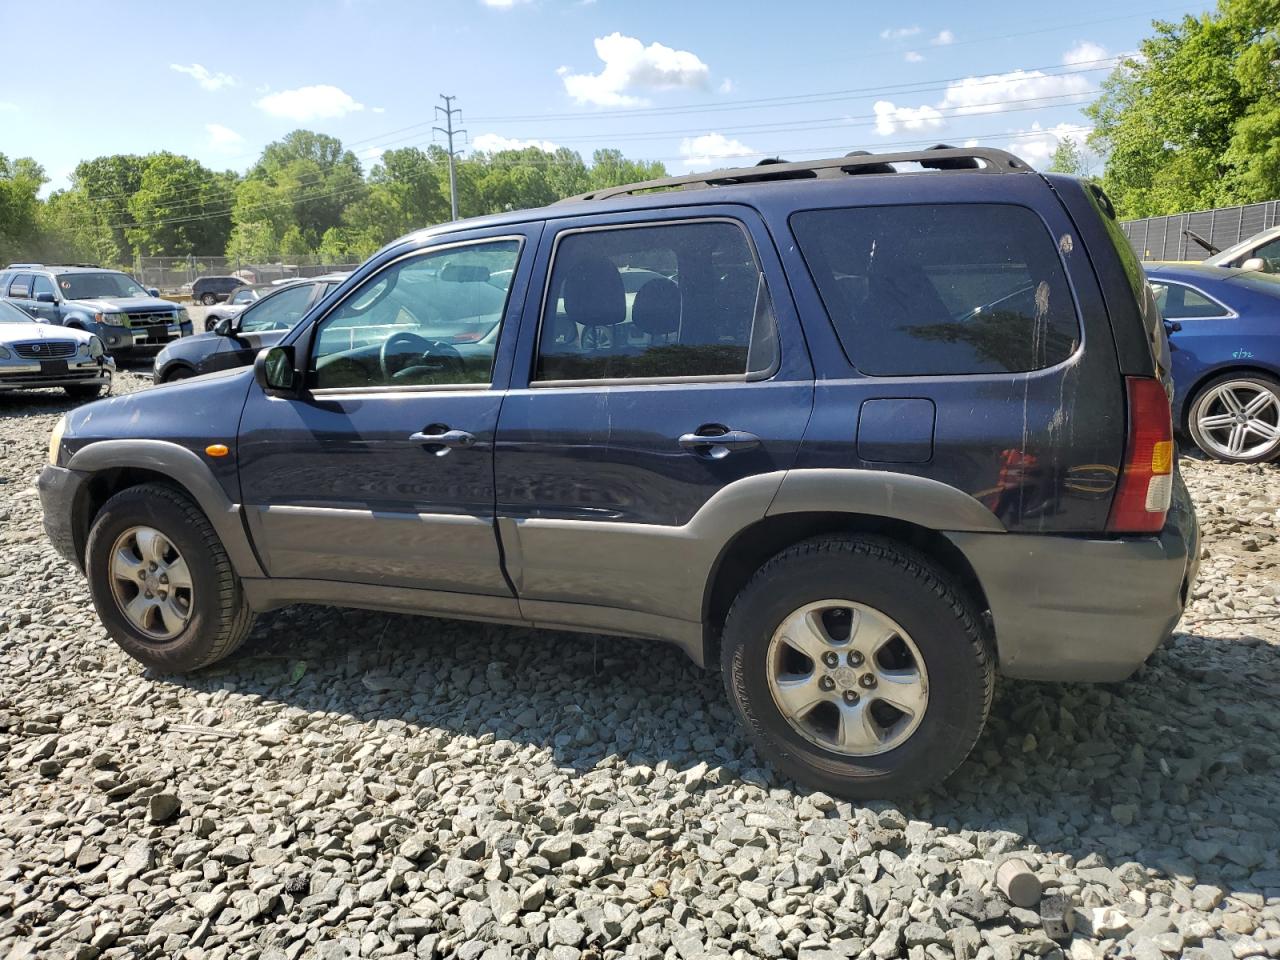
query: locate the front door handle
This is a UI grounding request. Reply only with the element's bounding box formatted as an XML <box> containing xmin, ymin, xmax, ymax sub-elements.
<box><xmin>409</xmin><ymin>428</ymin><xmax>476</xmax><ymax>453</ymax></box>
<box><xmin>678</xmin><ymin>427</ymin><xmax>761</xmax><ymax>458</ymax></box>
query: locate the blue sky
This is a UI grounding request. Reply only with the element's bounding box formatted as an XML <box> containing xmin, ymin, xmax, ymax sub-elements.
<box><xmin>2</xmin><ymin>0</ymin><xmax>1210</xmax><ymax>193</ymax></box>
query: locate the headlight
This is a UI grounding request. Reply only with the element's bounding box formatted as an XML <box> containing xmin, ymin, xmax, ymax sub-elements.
<box><xmin>88</xmin><ymin>336</ymin><xmax>105</xmax><ymax>359</ymax></box>
<box><xmin>48</xmin><ymin>415</ymin><xmax>67</xmax><ymax>466</ymax></box>
<box><xmin>93</xmin><ymin>311</ymin><xmax>126</xmax><ymax>326</ymax></box>
<box><xmin>0</xmin><ymin>345</ymin><xmax>10</xmax><ymax>360</ymax></box>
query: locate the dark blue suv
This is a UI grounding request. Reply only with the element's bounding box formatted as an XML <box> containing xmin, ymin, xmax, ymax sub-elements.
<box><xmin>37</xmin><ymin>149</ymin><xmax>1199</xmax><ymax>797</ymax></box>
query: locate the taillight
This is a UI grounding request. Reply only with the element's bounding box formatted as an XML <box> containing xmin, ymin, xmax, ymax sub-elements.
<box><xmin>1107</xmin><ymin>376</ymin><xmax>1174</xmax><ymax>534</ymax></box>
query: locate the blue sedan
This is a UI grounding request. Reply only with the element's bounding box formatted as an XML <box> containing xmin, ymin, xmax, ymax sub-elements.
<box><xmin>1146</xmin><ymin>263</ymin><xmax>1280</xmax><ymax>463</ymax></box>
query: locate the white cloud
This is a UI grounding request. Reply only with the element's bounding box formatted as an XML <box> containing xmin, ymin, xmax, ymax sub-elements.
<box><xmin>718</xmin><ymin>78</ymin><xmax>735</xmax><ymax>94</ymax></box>
<box><xmin>0</xmin><ymin>101</ymin><xmax>16</xmax><ymax>112</ymax></box>
<box><xmin>359</xmin><ymin>146</ymin><xmax>386</xmax><ymax>164</ymax></box>
<box><xmin>931</xmin><ymin>29</ymin><xmax>955</xmax><ymax>46</ymax></box>
<box><xmin>170</xmin><ymin>63</ymin><xmax>237</xmax><ymax>92</ymax></box>
<box><xmin>939</xmin><ymin>68</ymin><xmax>1092</xmax><ymax>115</ymax></box>
<box><xmin>480</xmin><ymin>0</ymin><xmax>531</xmax><ymax>6</ymax></box>
<box><xmin>1007</xmin><ymin>122</ymin><xmax>1094</xmax><ymax>167</ymax></box>
<box><xmin>471</xmin><ymin>133</ymin><xmax>561</xmax><ymax>153</ymax></box>
<box><xmin>255</xmin><ymin>85</ymin><xmax>364</xmax><ymax>121</ymax></box>
<box><xmin>562</xmin><ymin>33</ymin><xmax>711</xmax><ymax>107</ymax></box>
<box><xmin>1063</xmin><ymin>40</ymin><xmax>1107</xmax><ymax>65</ymax></box>
<box><xmin>904</xmin><ymin>51</ymin><xmax>924</xmax><ymax>63</ymax></box>
<box><xmin>872</xmin><ymin>100</ymin><xmax>944</xmax><ymax>136</ymax></box>
<box><xmin>679</xmin><ymin>133</ymin><xmax>757</xmax><ymax>171</ymax></box>
<box><xmin>372</xmin><ymin>106</ymin><xmax>386</xmax><ymax>114</ymax></box>
<box><xmin>880</xmin><ymin>26</ymin><xmax>921</xmax><ymax>40</ymax></box>
<box><xmin>205</xmin><ymin>123</ymin><xmax>244</xmax><ymax>153</ymax></box>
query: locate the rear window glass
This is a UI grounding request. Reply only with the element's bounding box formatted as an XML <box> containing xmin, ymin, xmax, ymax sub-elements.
<box><xmin>791</xmin><ymin>204</ymin><xmax>1081</xmax><ymax>376</ymax></box>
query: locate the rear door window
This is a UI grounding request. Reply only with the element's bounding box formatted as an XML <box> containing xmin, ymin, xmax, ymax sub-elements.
<box><xmin>791</xmin><ymin>204</ymin><xmax>1081</xmax><ymax>375</ymax></box>
<box><xmin>7</xmin><ymin>274</ymin><xmax>33</xmax><ymax>298</ymax></box>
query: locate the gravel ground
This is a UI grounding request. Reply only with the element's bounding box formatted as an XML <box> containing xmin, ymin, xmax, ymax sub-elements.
<box><xmin>2</xmin><ymin>373</ymin><xmax>1278</xmax><ymax>960</ymax></box>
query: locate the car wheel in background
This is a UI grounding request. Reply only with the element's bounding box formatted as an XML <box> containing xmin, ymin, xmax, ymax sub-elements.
<box><xmin>85</xmin><ymin>483</ymin><xmax>254</xmax><ymax>672</ymax></box>
<box><xmin>64</xmin><ymin>384</ymin><xmax>103</xmax><ymax>401</ymax></box>
<box><xmin>1187</xmin><ymin>373</ymin><xmax>1280</xmax><ymax>463</ymax></box>
<box><xmin>201</xmin><ymin>293</ymin><xmax>217</xmax><ymax>305</ymax></box>
<box><xmin>721</xmin><ymin>535</ymin><xmax>993</xmax><ymax>798</ymax></box>
<box><xmin>160</xmin><ymin>367</ymin><xmax>194</xmax><ymax>383</ymax></box>
<box><xmin>204</xmin><ymin>315</ymin><xmax>220</xmax><ymax>331</ymax></box>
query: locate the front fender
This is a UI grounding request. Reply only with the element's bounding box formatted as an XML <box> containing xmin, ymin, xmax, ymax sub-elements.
<box><xmin>66</xmin><ymin>439</ymin><xmax>263</xmax><ymax>578</ymax></box>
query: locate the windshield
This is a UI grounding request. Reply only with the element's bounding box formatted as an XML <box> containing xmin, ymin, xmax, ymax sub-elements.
<box><xmin>58</xmin><ymin>272</ymin><xmax>148</xmax><ymax>300</ymax></box>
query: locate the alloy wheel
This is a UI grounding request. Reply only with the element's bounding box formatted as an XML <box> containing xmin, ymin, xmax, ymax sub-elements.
<box><xmin>107</xmin><ymin>526</ymin><xmax>193</xmax><ymax>641</ymax></box>
<box><xmin>1195</xmin><ymin>380</ymin><xmax>1280</xmax><ymax>460</ymax></box>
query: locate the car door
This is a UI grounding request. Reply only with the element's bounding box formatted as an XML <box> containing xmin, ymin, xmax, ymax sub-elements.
<box><xmin>1153</xmin><ymin>279</ymin><xmax>1236</xmax><ymax>384</ymax></box>
<box><xmin>202</xmin><ymin>282</ymin><xmax>319</xmax><ymax>374</ymax></box>
<box><xmin>493</xmin><ymin>208</ymin><xmax>814</xmax><ymax>630</ymax></box>
<box><xmin>29</xmin><ymin>275</ymin><xmax>61</xmax><ymax>322</ymax></box>
<box><xmin>5</xmin><ymin>273</ymin><xmax>36</xmax><ymax>318</ymax></box>
<box><xmin>236</xmin><ymin>225</ymin><xmax>539</xmax><ymax>608</ymax></box>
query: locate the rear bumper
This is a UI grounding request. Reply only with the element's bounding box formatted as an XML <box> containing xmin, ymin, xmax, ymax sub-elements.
<box><xmin>948</xmin><ymin>474</ymin><xmax>1199</xmax><ymax>682</ymax></box>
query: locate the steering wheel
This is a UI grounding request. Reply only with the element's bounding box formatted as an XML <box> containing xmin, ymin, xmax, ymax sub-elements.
<box><xmin>379</xmin><ymin>331</ymin><xmax>465</xmax><ymax>381</ymax></box>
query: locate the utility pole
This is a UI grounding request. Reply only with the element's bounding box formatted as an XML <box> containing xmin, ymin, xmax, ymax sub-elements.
<box><xmin>433</xmin><ymin>95</ymin><xmax>466</xmax><ymax>221</ymax></box>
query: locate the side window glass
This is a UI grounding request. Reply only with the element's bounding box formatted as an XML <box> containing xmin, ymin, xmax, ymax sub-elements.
<box><xmin>32</xmin><ymin>275</ymin><xmax>56</xmax><ymax>299</ymax></box>
<box><xmin>8</xmin><ymin>273</ymin><xmax>33</xmax><ymax>298</ymax></box>
<box><xmin>1166</xmin><ymin>284</ymin><xmax>1229</xmax><ymax>319</ymax></box>
<box><xmin>534</xmin><ymin>220</ymin><xmax>779</xmax><ymax>382</ymax></box>
<box><xmin>310</xmin><ymin>238</ymin><xmax>521</xmax><ymax>390</ymax></box>
<box><xmin>791</xmin><ymin>204</ymin><xmax>1080</xmax><ymax>375</ymax></box>
<box><xmin>1252</xmin><ymin>237</ymin><xmax>1280</xmax><ymax>270</ymax></box>
<box><xmin>238</xmin><ymin>284</ymin><xmax>315</xmax><ymax>333</ymax></box>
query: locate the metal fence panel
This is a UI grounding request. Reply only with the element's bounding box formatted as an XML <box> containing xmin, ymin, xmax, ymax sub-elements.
<box><xmin>135</xmin><ymin>256</ymin><xmax>362</xmax><ymax>296</ymax></box>
<box><xmin>1121</xmin><ymin>199</ymin><xmax>1280</xmax><ymax>261</ymax></box>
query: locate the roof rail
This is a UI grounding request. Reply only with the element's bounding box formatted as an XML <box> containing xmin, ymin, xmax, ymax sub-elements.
<box><xmin>562</xmin><ymin>146</ymin><xmax>1031</xmax><ymax>203</ymax></box>
<box><xmin>5</xmin><ymin>263</ymin><xmax>43</xmax><ymax>269</ymax></box>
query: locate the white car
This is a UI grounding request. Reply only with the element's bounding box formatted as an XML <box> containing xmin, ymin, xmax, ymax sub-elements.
<box><xmin>0</xmin><ymin>300</ymin><xmax>114</xmax><ymax>399</ymax></box>
<box><xmin>1204</xmin><ymin>225</ymin><xmax>1280</xmax><ymax>273</ymax></box>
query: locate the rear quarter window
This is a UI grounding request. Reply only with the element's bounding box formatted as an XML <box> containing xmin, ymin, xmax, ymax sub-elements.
<box><xmin>791</xmin><ymin>203</ymin><xmax>1081</xmax><ymax>376</ymax></box>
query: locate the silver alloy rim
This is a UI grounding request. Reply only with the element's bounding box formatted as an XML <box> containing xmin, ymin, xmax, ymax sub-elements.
<box><xmin>107</xmin><ymin>526</ymin><xmax>193</xmax><ymax>641</ymax></box>
<box><xmin>1196</xmin><ymin>381</ymin><xmax>1280</xmax><ymax>460</ymax></box>
<box><xmin>766</xmin><ymin>600</ymin><xmax>929</xmax><ymax>756</ymax></box>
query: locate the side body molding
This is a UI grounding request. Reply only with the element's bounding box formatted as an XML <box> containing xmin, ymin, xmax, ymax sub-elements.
<box><xmin>66</xmin><ymin>439</ymin><xmax>265</xmax><ymax>578</ymax></box>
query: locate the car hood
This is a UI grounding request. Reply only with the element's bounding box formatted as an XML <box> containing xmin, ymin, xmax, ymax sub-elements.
<box><xmin>71</xmin><ymin>297</ymin><xmax>178</xmax><ymax>313</ymax></box>
<box><xmin>0</xmin><ymin>321</ymin><xmax>92</xmax><ymax>343</ymax></box>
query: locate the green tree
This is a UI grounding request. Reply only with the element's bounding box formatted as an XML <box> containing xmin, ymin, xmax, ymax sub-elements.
<box><xmin>1086</xmin><ymin>0</ymin><xmax>1280</xmax><ymax>217</ymax></box>
<box><xmin>225</xmin><ymin>220</ymin><xmax>277</xmax><ymax>263</ymax></box>
<box><xmin>587</xmin><ymin>148</ymin><xmax>667</xmax><ymax>190</ymax></box>
<box><xmin>64</xmin><ymin>154</ymin><xmax>149</xmax><ymax>263</ymax></box>
<box><xmin>0</xmin><ymin>155</ymin><xmax>46</xmax><ymax>264</ymax></box>
<box><xmin>1046</xmin><ymin>137</ymin><xmax>1089</xmax><ymax>177</ymax></box>
<box><xmin>125</xmin><ymin>154</ymin><xmax>236</xmax><ymax>257</ymax></box>
<box><xmin>278</xmin><ymin>225</ymin><xmax>312</xmax><ymax>258</ymax></box>
<box><xmin>238</xmin><ymin>129</ymin><xmax>366</xmax><ymax>242</ymax></box>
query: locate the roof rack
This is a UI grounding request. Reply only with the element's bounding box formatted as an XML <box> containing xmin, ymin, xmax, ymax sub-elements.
<box><xmin>5</xmin><ymin>263</ymin><xmax>43</xmax><ymax>269</ymax></box>
<box><xmin>562</xmin><ymin>146</ymin><xmax>1030</xmax><ymax>203</ymax></box>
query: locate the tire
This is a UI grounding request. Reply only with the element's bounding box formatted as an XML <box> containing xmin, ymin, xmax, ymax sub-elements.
<box><xmin>205</xmin><ymin>316</ymin><xmax>218</xmax><ymax>332</ymax></box>
<box><xmin>201</xmin><ymin>292</ymin><xmax>217</xmax><ymax>305</ymax></box>
<box><xmin>85</xmin><ymin>483</ymin><xmax>255</xmax><ymax>672</ymax></box>
<box><xmin>64</xmin><ymin>384</ymin><xmax>103</xmax><ymax>401</ymax></box>
<box><xmin>1186</xmin><ymin>373</ymin><xmax>1280</xmax><ymax>463</ymax></box>
<box><xmin>721</xmin><ymin>535</ymin><xmax>993</xmax><ymax>798</ymax></box>
<box><xmin>160</xmin><ymin>366</ymin><xmax>194</xmax><ymax>383</ymax></box>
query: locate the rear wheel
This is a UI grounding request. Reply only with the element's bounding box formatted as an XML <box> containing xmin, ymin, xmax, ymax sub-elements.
<box><xmin>85</xmin><ymin>483</ymin><xmax>254</xmax><ymax>672</ymax></box>
<box><xmin>201</xmin><ymin>292</ymin><xmax>217</xmax><ymax>305</ymax></box>
<box><xmin>160</xmin><ymin>366</ymin><xmax>194</xmax><ymax>383</ymax></box>
<box><xmin>1187</xmin><ymin>373</ymin><xmax>1280</xmax><ymax>463</ymax></box>
<box><xmin>64</xmin><ymin>384</ymin><xmax>103</xmax><ymax>401</ymax></box>
<box><xmin>721</xmin><ymin>535</ymin><xmax>993</xmax><ymax>798</ymax></box>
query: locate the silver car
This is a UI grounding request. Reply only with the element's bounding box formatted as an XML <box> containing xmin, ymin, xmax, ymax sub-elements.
<box><xmin>0</xmin><ymin>299</ymin><xmax>114</xmax><ymax>399</ymax></box>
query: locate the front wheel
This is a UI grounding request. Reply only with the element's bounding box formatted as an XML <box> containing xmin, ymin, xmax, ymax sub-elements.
<box><xmin>1187</xmin><ymin>374</ymin><xmax>1280</xmax><ymax>463</ymax></box>
<box><xmin>721</xmin><ymin>536</ymin><xmax>993</xmax><ymax>798</ymax></box>
<box><xmin>201</xmin><ymin>293</ymin><xmax>217</xmax><ymax>305</ymax></box>
<box><xmin>85</xmin><ymin>483</ymin><xmax>255</xmax><ymax>672</ymax></box>
<box><xmin>160</xmin><ymin>366</ymin><xmax>194</xmax><ymax>383</ymax></box>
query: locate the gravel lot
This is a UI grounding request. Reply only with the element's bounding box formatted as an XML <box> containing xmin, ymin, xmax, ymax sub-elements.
<box><xmin>2</xmin><ymin>373</ymin><xmax>1278</xmax><ymax>960</ymax></box>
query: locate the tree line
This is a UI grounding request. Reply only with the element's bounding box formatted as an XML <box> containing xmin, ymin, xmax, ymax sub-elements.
<box><xmin>0</xmin><ymin>133</ymin><xmax>665</xmax><ymax>268</ymax></box>
<box><xmin>1</xmin><ymin>0</ymin><xmax>1276</xmax><ymax>266</ymax></box>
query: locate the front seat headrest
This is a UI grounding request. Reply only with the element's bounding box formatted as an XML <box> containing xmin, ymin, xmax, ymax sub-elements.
<box><xmin>560</xmin><ymin>253</ymin><xmax>625</xmax><ymax>327</ymax></box>
<box><xmin>631</xmin><ymin>278</ymin><xmax>681</xmax><ymax>338</ymax></box>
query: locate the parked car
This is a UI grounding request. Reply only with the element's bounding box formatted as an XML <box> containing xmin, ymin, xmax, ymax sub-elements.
<box><xmin>1146</xmin><ymin>263</ymin><xmax>1280</xmax><ymax>463</ymax></box>
<box><xmin>154</xmin><ymin>274</ymin><xmax>349</xmax><ymax>382</ymax></box>
<box><xmin>202</xmin><ymin>283</ymin><xmax>272</xmax><ymax>331</ymax></box>
<box><xmin>0</xmin><ymin>299</ymin><xmax>114</xmax><ymax>398</ymax></box>
<box><xmin>38</xmin><ymin>148</ymin><xmax>1199</xmax><ymax>797</ymax></box>
<box><xmin>191</xmin><ymin>275</ymin><xmax>245</xmax><ymax>305</ymax></box>
<box><xmin>1203</xmin><ymin>225</ymin><xmax>1280</xmax><ymax>273</ymax></box>
<box><xmin>0</xmin><ymin>264</ymin><xmax>192</xmax><ymax>356</ymax></box>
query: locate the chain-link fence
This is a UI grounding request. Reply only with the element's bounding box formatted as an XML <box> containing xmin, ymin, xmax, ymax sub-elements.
<box><xmin>1121</xmin><ymin>200</ymin><xmax>1280</xmax><ymax>262</ymax></box>
<box><xmin>135</xmin><ymin>256</ymin><xmax>363</xmax><ymax>297</ymax></box>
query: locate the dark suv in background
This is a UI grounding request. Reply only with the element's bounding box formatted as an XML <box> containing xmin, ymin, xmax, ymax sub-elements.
<box><xmin>0</xmin><ymin>264</ymin><xmax>192</xmax><ymax>355</ymax></box>
<box><xmin>192</xmin><ymin>275</ymin><xmax>244</xmax><ymax>305</ymax></box>
<box><xmin>38</xmin><ymin>148</ymin><xmax>1198</xmax><ymax>797</ymax></box>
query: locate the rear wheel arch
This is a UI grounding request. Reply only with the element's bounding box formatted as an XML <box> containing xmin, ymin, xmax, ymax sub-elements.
<box><xmin>702</xmin><ymin>511</ymin><xmax>991</xmax><ymax>667</ymax></box>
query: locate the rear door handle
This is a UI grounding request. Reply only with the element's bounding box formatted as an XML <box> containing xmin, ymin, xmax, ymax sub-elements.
<box><xmin>409</xmin><ymin>428</ymin><xmax>476</xmax><ymax>452</ymax></box>
<box><xmin>678</xmin><ymin>427</ymin><xmax>761</xmax><ymax>457</ymax></box>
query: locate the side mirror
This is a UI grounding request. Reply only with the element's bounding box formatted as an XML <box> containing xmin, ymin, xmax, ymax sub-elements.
<box><xmin>1240</xmin><ymin>257</ymin><xmax>1268</xmax><ymax>273</ymax></box>
<box><xmin>213</xmin><ymin>316</ymin><xmax>234</xmax><ymax>336</ymax></box>
<box><xmin>35</xmin><ymin>292</ymin><xmax>55</xmax><ymax>303</ymax></box>
<box><xmin>254</xmin><ymin>345</ymin><xmax>299</xmax><ymax>397</ymax></box>
<box><xmin>147</xmin><ymin>287</ymin><xmax>161</xmax><ymax>297</ymax></box>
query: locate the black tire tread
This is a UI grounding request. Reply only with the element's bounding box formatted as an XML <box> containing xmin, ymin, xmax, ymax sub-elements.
<box><xmin>87</xmin><ymin>483</ymin><xmax>254</xmax><ymax>670</ymax></box>
<box><xmin>721</xmin><ymin>534</ymin><xmax>993</xmax><ymax>796</ymax></box>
